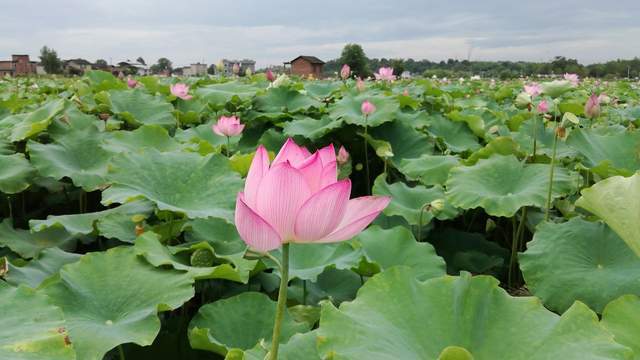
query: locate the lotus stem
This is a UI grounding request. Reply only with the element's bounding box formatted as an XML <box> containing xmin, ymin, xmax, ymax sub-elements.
<box><xmin>363</xmin><ymin>116</ymin><xmax>371</xmax><ymax>194</ymax></box>
<box><xmin>532</xmin><ymin>114</ymin><xmax>538</xmax><ymax>160</ymax></box>
<box><xmin>508</xmin><ymin>207</ymin><xmax>527</xmax><ymax>288</ymax></box>
<box><xmin>544</xmin><ymin>123</ymin><xmax>560</xmax><ymax>222</ymax></box>
<box><xmin>6</xmin><ymin>196</ymin><xmax>12</xmax><ymax>222</ymax></box>
<box><xmin>118</xmin><ymin>345</ymin><xmax>126</xmax><ymax>360</ymax></box>
<box><xmin>226</xmin><ymin>136</ymin><xmax>231</xmax><ymax>157</ymax></box>
<box><xmin>269</xmin><ymin>243</ymin><xmax>290</xmax><ymax>360</ymax></box>
<box><xmin>417</xmin><ymin>203</ymin><xmax>430</xmax><ymax>242</ymax></box>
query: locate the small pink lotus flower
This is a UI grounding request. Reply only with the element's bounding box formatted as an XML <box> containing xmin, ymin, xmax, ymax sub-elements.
<box><xmin>564</xmin><ymin>73</ymin><xmax>580</xmax><ymax>86</ymax></box>
<box><xmin>127</xmin><ymin>76</ymin><xmax>138</xmax><ymax>88</ymax></box>
<box><xmin>361</xmin><ymin>100</ymin><xmax>376</xmax><ymax>116</ymax></box>
<box><xmin>584</xmin><ymin>93</ymin><xmax>601</xmax><ymax>118</ymax></box>
<box><xmin>402</xmin><ymin>89</ymin><xmax>409</xmax><ymax>96</ymax></box>
<box><xmin>266</xmin><ymin>69</ymin><xmax>275</xmax><ymax>82</ymax></box>
<box><xmin>374</xmin><ymin>67</ymin><xmax>396</xmax><ymax>81</ymax></box>
<box><xmin>212</xmin><ymin>116</ymin><xmax>245</xmax><ymax>137</ymax></box>
<box><xmin>337</xmin><ymin>146</ymin><xmax>349</xmax><ymax>165</ymax></box>
<box><xmin>524</xmin><ymin>83</ymin><xmax>542</xmax><ymax>97</ymax></box>
<box><xmin>170</xmin><ymin>83</ymin><xmax>192</xmax><ymax>100</ymax></box>
<box><xmin>536</xmin><ymin>100</ymin><xmax>549</xmax><ymax>113</ymax></box>
<box><xmin>340</xmin><ymin>64</ymin><xmax>351</xmax><ymax>80</ymax></box>
<box><xmin>235</xmin><ymin>139</ymin><xmax>390</xmax><ymax>252</ymax></box>
<box><xmin>356</xmin><ymin>77</ymin><xmax>365</xmax><ymax>92</ymax></box>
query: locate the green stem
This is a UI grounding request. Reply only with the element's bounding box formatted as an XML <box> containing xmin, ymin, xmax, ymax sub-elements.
<box><xmin>532</xmin><ymin>114</ymin><xmax>538</xmax><ymax>160</ymax></box>
<box><xmin>302</xmin><ymin>280</ymin><xmax>307</xmax><ymax>306</ymax></box>
<box><xmin>508</xmin><ymin>207</ymin><xmax>527</xmax><ymax>287</ymax></box>
<box><xmin>544</xmin><ymin>123</ymin><xmax>559</xmax><ymax>222</ymax></box>
<box><xmin>269</xmin><ymin>243</ymin><xmax>290</xmax><ymax>360</ymax></box>
<box><xmin>118</xmin><ymin>345</ymin><xmax>126</xmax><ymax>360</ymax></box>
<box><xmin>417</xmin><ymin>203</ymin><xmax>429</xmax><ymax>242</ymax></box>
<box><xmin>226</xmin><ymin>136</ymin><xmax>231</xmax><ymax>157</ymax></box>
<box><xmin>363</xmin><ymin>117</ymin><xmax>371</xmax><ymax>195</ymax></box>
<box><xmin>6</xmin><ymin>196</ymin><xmax>12</xmax><ymax>223</ymax></box>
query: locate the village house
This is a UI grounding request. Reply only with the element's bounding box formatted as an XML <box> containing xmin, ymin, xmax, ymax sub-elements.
<box><xmin>63</xmin><ymin>58</ymin><xmax>93</xmax><ymax>75</ymax></box>
<box><xmin>221</xmin><ymin>59</ymin><xmax>255</xmax><ymax>76</ymax></box>
<box><xmin>284</xmin><ymin>55</ymin><xmax>324</xmax><ymax>78</ymax></box>
<box><xmin>182</xmin><ymin>63</ymin><xmax>208</xmax><ymax>77</ymax></box>
<box><xmin>0</xmin><ymin>54</ymin><xmax>37</xmax><ymax>77</ymax></box>
<box><xmin>116</xmin><ymin>61</ymin><xmax>149</xmax><ymax>76</ymax></box>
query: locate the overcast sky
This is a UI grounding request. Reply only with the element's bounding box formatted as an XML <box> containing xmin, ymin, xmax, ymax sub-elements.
<box><xmin>1</xmin><ymin>0</ymin><xmax>638</xmax><ymax>68</ymax></box>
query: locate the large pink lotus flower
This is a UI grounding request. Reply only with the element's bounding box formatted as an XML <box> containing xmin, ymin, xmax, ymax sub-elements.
<box><xmin>212</xmin><ymin>116</ymin><xmax>244</xmax><ymax>137</ymax></box>
<box><xmin>235</xmin><ymin>139</ymin><xmax>391</xmax><ymax>252</ymax></box>
<box><xmin>536</xmin><ymin>100</ymin><xmax>549</xmax><ymax>113</ymax></box>
<box><xmin>564</xmin><ymin>73</ymin><xmax>580</xmax><ymax>86</ymax></box>
<box><xmin>374</xmin><ymin>67</ymin><xmax>396</xmax><ymax>81</ymax></box>
<box><xmin>340</xmin><ymin>64</ymin><xmax>351</xmax><ymax>80</ymax></box>
<box><xmin>524</xmin><ymin>83</ymin><xmax>542</xmax><ymax>97</ymax></box>
<box><xmin>584</xmin><ymin>93</ymin><xmax>601</xmax><ymax>118</ymax></box>
<box><xmin>170</xmin><ymin>83</ymin><xmax>192</xmax><ymax>100</ymax></box>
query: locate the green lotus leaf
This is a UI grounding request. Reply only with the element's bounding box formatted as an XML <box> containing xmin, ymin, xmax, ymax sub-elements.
<box><xmin>288</xmin><ymin>268</ymin><xmax>362</xmax><ymax>305</ymax></box>
<box><xmin>2</xmin><ymin>99</ymin><xmax>65</xmax><ymax>142</ymax></box>
<box><xmin>398</xmin><ymin>154</ymin><xmax>460</xmax><ymax>186</ymax></box>
<box><xmin>109</xmin><ymin>89</ymin><xmax>175</xmax><ymax>127</ymax></box>
<box><xmin>42</xmin><ymin>247</ymin><xmax>195</xmax><ymax>360</ymax></box>
<box><xmin>355</xmin><ymin>225</ymin><xmax>446</xmax><ymax>280</ymax></box>
<box><xmin>85</xmin><ymin>70</ymin><xmax>127</xmax><ymax>91</ymax></box>
<box><xmin>102</xmin><ymin>149</ymin><xmax>243</xmax><ymax>220</ymax></box>
<box><xmin>304</xmin><ymin>81</ymin><xmax>340</xmax><ymax>99</ymax></box>
<box><xmin>602</xmin><ymin>295</ymin><xmax>640</xmax><ymax>358</ymax></box>
<box><xmin>373</xmin><ymin>175</ymin><xmax>460</xmax><ymax>226</ymax></box>
<box><xmin>4</xmin><ymin>248</ymin><xmax>81</xmax><ymax>288</ymax></box>
<box><xmin>135</xmin><ymin>231</ymin><xmax>256</xmax><ymax>282</ymax></box>
<box><xmin>30</xmin><ymin>200</ymin><xmax>154</xmax><ymax>236</ymax></box>
<box><xmin>188</xmin><ymin>292</ymin><xmax>310</xmax><ymax>355</ymax></box>
<box><xmin>575</xmin><ymin>173</ymin><xmax>640</xmax><ymax>257</ymax></box>
<box><xmin>0</xmin><ymin>281</ymin><xmax>76</xmax><ymax>360</ymax></box>
<box><xmin>541</xmin><ymin>80</ymin><xmax>573</xmax><ymax>98</ymax></box>
<box><xmin>464</xmin><ymin>137</ymin><xmax>524</xmax><ymax>165</ymax></box>
<box><xmin>446</xmin><ymin>155</ymin><xmax>581</xmax><ymax>217</ymax></box>
<box><xmin>253</xmin><ymin>87</ymin><xmax>321</xmax><ymax>113</ymax></box>
<box><xmin>174</xmin><ymin>121</ymin><xmax>240</xmax><ymax>150</ymax></box>
<box><xmin>102</xmin><ymin>125</ymin><xmax>180</xmax><ymax>153</ymax></box>
<box><xmin>0</xmin><ymin>219</ymin><xmax>77</xmax><ymax>258</ymax></box>
<box><xmin>369</xmin><ymin>119</ymin><xmax>435</xmax><ymax>166</ymax></box>
<box><xmin>567</xmin><ymin>128</ymin><xmax>640</xmax><ymax>177</ymax></box>
<box><xmin>512</xmin><ymin>119</ymin><xmax>577</xmax><ymax>159</ymax></box>
<box><xmin>447</xmin><ymin>110</ymin><xmax>486</xmax><ymax>138</ymax></box>
<box><xmin>425</xmin><ymin>114</ymin><xmax>481</xmax><ymax>153</ymax></box>
<box><xmin>196</xmin><ymin>82</ymin><xmax>259</xmax><ymax>107</ymax></box>
<box><xmin>0</xmin><ymin>153</ymin><xmax>36</xmax><ymax>193</ymax></box>
<box><xmin>282</xmin><ymin>115</ymin><xmax>343</xmax><ymax>141</ymax></box>
<box><xmin>520</xmin><ymin>218</ymin><xmax>640</xmax><ymax>313</ymax></box>
<box><xmin>243</xmin><ymin>331</ymin><xmax>320</xmax><ymax>360</ymax></box>
<box><xmin>94</xmin><ymin>213</ymin><xmax>142</xmax><ymax>243</ymax></box>
<box><xmin>330</xmin><ymin>93</ymin><xmax>399</xmax><ymax>127</ymax></box>
<box><xmin>316</xmin><ymin>267</ymin><xmax>631</xmax><ymax>359</ymax></box>
<box><xmin>184</xmin><ymin>217</ymin><xmax>247</xmax><ymax>256</ymax></box>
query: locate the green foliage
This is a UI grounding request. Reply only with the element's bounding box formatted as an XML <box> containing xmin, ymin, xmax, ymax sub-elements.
<box><xmin>338</xmin><ymin>43</ymin><xmax>369</xmax><ymax>77</ymax></box>
<box><xmin>39</xmin><ymin>46</ymin><xmax>63</xmax><ymax>74</ymax></box>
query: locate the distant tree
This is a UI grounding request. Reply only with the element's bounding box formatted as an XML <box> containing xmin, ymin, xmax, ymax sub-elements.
<box><xmin>95</xmin><ymin>59</ymin><xmax>108</xmax><ymax>67</ymax></box>
<box><xmin>339</xmin><ymin>44</ymin><xmax>369</xmax><ymax>78</ymax></box>
<box><xmin>390</xmin><ymin>59</ymin><xmax>405</xmax><ymax>76</ymax></box>
<box><xmin>150</xmin><ymin>58</ymin><xmax>172</xmax><ymax>74</ymax></box>
<box><xmin>207</xmin><ymin>64</ymin><xmax>216</xmax><ymax>75</ymax></box>
<box><xmin>136</xmin><ymin>57</ymin><xmax>146</xmax><ymax>66</ymax></box>
<box><xmin>39</xmin><ymin>46</ymin><xmax>62</xmax><ymax>74</ymax></box>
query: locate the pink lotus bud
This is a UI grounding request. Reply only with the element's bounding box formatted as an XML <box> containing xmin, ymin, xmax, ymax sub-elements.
<box><xmin>340</xmin><ymin>64</ymin><xmax>351</xmax><ymax>80</ymax></box>
<box><xmin>266</xmin><ymin>69</ymin><xmax>275</xmax><ymax>82</ymax></box>
<box><xmin>127</xmin><ymin>77</ymin><xmax>138</xmax><ymax>88</ymax></box>
<box><xmin>232</xmin><ymin>63</ymin><xmax>240</xmax><ymax>75</ymax></box>
<box><xmin>337</xmin><ymin>146</ymin><xmax>349</xmax><ymax>165</ymax></box>
<box><xmin>361</xmin><ymin>100</ymin><xmax>376</xmax><ymax>116</ymax></box>
<box><xmin>170</xmin><ymin>83</ymin><xmax>192</xmax><ymax>100</ymax></box>
<box><xmin>523</xmin><ymin>83</ymin><xmax>542</xmax><ymax>97</ymax></box>
<box><xmin>212</xmin><ymin>115</ymin><xmax>245</xmax><ymax>137</ymax></box>
<box><xmin>584</xmin><ymin>93</ymin><xmax>601</xmax><ymax>118</ymax></box>
<box><xmin>536</xmin><ymin>100</ymin><xmax>549</xmax><ymax>113</ymax></box>
<box><xmin>356</xmin><ymin>77</ymin><xmax>365</xmax><ymax>91</ymax></box>
<box><xmin>402</xmin><ymin>89</ymin><xmax>409</xmax><ymax>96</ymax></box>
<box><xmin>374</xmin><ymin>67</ymin><xmax>396</xmax><ymax>81</ymax></box>
<box><xmin>564</xmin><ymin>73</ymin><xmax>580</xmax><ymax>86</ymax></box>
<box><xmin>234</xmin><ymin>139</ymin><xmax>390</xmax><ymax>252</ymax></box>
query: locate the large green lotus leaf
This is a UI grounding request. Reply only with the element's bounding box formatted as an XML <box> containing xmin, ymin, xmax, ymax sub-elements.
<box><xmin>253</xmin><ymin>87</ymin><xmax>321</xmax><ymax>113</ymax></box>
<box><xmin>373</xmin><ymin>175</ymin><xmax>460</xmax><ymax>226</ymax></box>
<box><xmin>85</xmin><ymin>70</ymin><xmax>127</xmax><ymax>92</ymax></box>
<box><xmin>447</xmin><ymin>109</ymin><xmax>486</xmax><ymax>138</ymax></box>
<box><xmin>316</xmin><ymin>268</ymin><xmax>631</xmax><ymax>359</ymax></box>
<box><xmin>134</xmin><ymin>232</ymin><xmax>256</xmax><ymax>282</ymax></box>
<box><xmin>243</xmin><ymin>331</ymin><xmax>320</xmax><ymax>360</ymax></box>
<box><xmin>424</xmin><ymin>114</ymin><xmax>482</xmax><ymax>152</ymax></box>
<box><xmin>287</xmin><ymin>268</ymin><xmax>362</xmax><ymax>306</ymax></box>
<box><xmin>94</xmin><ymin>213</ymin><xmax>142</xmax><ymax>243</ymax></box>
<box><xmin>101</xmin><ymin>125</ymin><xmax>180</xmax><ymax>153</ymax></box>
<box><xmin>602</xmin><ymin>295</ymin><xmax>640</xmax><ymax>358</ymax></box>
<box><xmin>42</xmin><ymin>247</ymin><xmax>195</xmax><ymax>360</ymax></box>
<box><xmin>355</xmin><ymin>225</ymin><xmax>446</xmax><ymax>280</ymax></box>
<box><xmin>330</xmin><ymin>93</ymin><xmax>399</xmax><ymax>127</ymax></box>
<box><xmin>184</xmin><ymin>217</ymin><xmax>247</xmax><ymax>256</ymax></box>
<box><xmin>446</xmin><ymin>155</ymin><xmax>581</xmax><ymax>217</ymax></box>
<box><xmin>0</xmin><ymin>153</ymin><xmax>36</xmax><ymax>193</ymax></box>
<box><xmin>0</xmin><ymin>281</ymin><xmax>76</xmax><ymax>360</ymax></box>
<box><xmin>369</xmin><ymin>119</ymin><xmax>435</xmax><ymax>166</ymax></box>
<box><xmin>520</xmin><ymin>218</ymin><xmax>640</xmax><ymax>313</ymax></box>
<box><xmin>109</xmin><ymin>89</ymin><xmax>175</xmax><ymax>127</ymax></box>
<box><xmin>30</xmin><ymin>200</ymin><xmax>154</xmax><ymax>236</ymax></box>
<box><xmin>512</xmin><ymin>119</ymin><xmax>577</xmax><ymax>159</ymax></box>
<box><xmin>464</xmin><ymin>137</ymin><xmax>525</xmax><ymax>165</ymax></box>
<box><xmin>305</xmin><ymin>81</ymin><xmax>340</xmax><ymax>99</ymax></box>
<box><xmin>397</xmin><ymin>154</ymin><xmax>459</xmax><ymax>186</ymax></box>
<box><xmin>196</xmin><ymin>82</ymin><xmax>259</xmax><ymax>107</ymax></box>
<box><xmin>188</xmin><ymin>292</ymin><xmax>310</xmax><ymax>355</ymax></box>
<box><xmin>102</xmin><ymin>150</ymin><xmax>243</xmax><ymax>220</ymax></box>
<box><xmin>174</xmin><ymin>121</ymin><xmax>240</xmax><ymax>150</ymax></box>
<box><xmin>566</xmin><ymin>128</ymin><xmax>640</xmax><ymax>177</ymax></box>
<box><xmin>4</xmin><ymin>248</ymin><xmax>81</xmax><ymax>288</ymax></box>
<box><xmin>0</xmin><ymin>219</ymin><xmax>77</xmax><ymax>258</ymax></box>
<box><xmin>1</xmin><ymin>99</ymin><xmax>65</xmax><ymax>142</ymax></box>
<box><xmin>575</xmin><ymin>173</ymin><xmax>640</xmax><ymax>257</ymax></box>
<box><xmin>282</xmin><ymin>115</ymin><xmax>343</xmax><ymax>141</ymax></box>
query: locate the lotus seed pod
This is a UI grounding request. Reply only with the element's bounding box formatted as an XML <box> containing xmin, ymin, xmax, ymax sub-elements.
<box><xmin>190</xmin><ymin>248</ymin><xmax>215</xmax><ymax>267</ymax></box>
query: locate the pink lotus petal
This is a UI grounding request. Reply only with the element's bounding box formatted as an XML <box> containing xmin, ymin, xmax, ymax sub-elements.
<box><xmin>212</xmin><ymin>124</ymin><xmax>224</xmax><ymax>137</ymax></box>
<box><xmin>318</xmin><ymin>196</ymin><xmax>391</xmax><ymax>243</ymax></box>
<box><xmin>319</xmin><ymin>161</ymin><xmax>337</xmax><ymax>189</ymax></box>
<box><xmin>294</xmin><ymin>179</ymin><xmax>351</xmax><ymax>242</ymax></box>
<box><xmin>256</xmin><ymin>162</ymin><xmax>312</xmax><ymax>240</ymax></box>
<box><xmin>235</xmin><ymin>193</ymin><xmax>282</xmax><ymax>252</ymax></box>
<box><xmin>317</xmin><ymin>144</ymin><xmax>336</xmax><ymax>167</ymax></box>
<box><xmin>296</xmin><ymin>152</ymin><xmax>324</xmax><ymax>192</ymax></box>
<box><xmin>272</xmin><ymin>138</ymin><xmax>312</xmax><ymax>167</ymax></box>
<box><xmin>244</xmin><ymin>145</ymin><xmax>270</xmax><ymax>208</ymax></box>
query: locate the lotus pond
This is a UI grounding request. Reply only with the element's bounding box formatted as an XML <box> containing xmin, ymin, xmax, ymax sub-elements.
<box><xmin>1</xmin><ymin>71</ymin><xmax>640</xmax><ymax>359</ymax></box>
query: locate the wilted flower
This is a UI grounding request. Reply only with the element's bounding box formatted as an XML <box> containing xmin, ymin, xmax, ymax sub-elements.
<box><xmin>356</xmin><ymin>77</ymin><xmax>365</xmax><ymax>92</ymax></box>
<box><xmin>170</xmin><ymin>83</ymin><xmax>192</xmax><ymax>100</ymax></box>
<box><xmin>266</xmin><ymin>69</ymin><xmax>275</xmax><ymax>82</ymax></box>
<box><xmin>564</xmin><ymin>73</ymin><xmax>580</xmax><ymax>86</ymax></box>
<box><xmin>337</xmin><ymin>146</ymin><xmax>349</xmax><ymax>165</ymax></box>
<box><xmin>374</xmin><ymin>67</ymin><xmax>396</xmax><ymax>81</ymax></box>
<box><xmin>584</xmin><ymin>94</ymin><xmax>601</xmax><ymax>118</ymax></box>
<box><xmin>127</xmin><ymin>76</ymin><xmax>138</xmax><ymax>88</ymax></box>
<box><xmin>524</xmin><ymin>83</ymin><xmax>542</xmax><ymax>97</ymax></box>
<box><xmin>212</xmin><ymin>116</ymin><xmax>244</xmax><ymax>137</ymax></box>
<box><xmin>361</xmin><ymin>100</ymin><xmax>376</xmax><ymax>116</ymax></box>
<box><xmin>234</xmin><ymin>139</ymin><xmax>391</xmax><ymax>252</ymax></box>
<box><xmin>340</xmin><ymin>64</ymin><xmax>351</xmax><ymax>80</ymax></box>
<box><xmin>536</xmin><ymin>100</ymin><xmax>549</xmax><ymax>113</ymax></box>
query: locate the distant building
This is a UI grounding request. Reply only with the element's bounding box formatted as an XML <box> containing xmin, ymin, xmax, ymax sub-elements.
<box><xmin>63</xmin><ymin>58</ymin><xmax>93</xmax><ymax>75</ymax></box>
<box><xmin>221</xmin><ymin>59</ymin><xmax>255</xmax><ymax>76</ymax></box>
<box><xmin>0</xmin><ymin>55</ymin><xmax>37</xmax><ymax>77</ymax></box>
<box><xmin>284</xmin><ymin>56</ymin><xmax>325</xmax><ymax>78</ymax></box>
<box><xmin>116</xmin><ymin>61</ymin><xmax>149</xmax><ymax>76</ymax></box>
<box><xmin>183</xmin><ymin>63</ymin><xmax>207</xmax><ymax>77</ymax></box>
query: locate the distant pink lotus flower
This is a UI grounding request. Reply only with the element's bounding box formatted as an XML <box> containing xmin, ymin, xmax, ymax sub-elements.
<box><xmin>356</xmin><ymin>77</ymin><xmax>365</xmax><ymax>91</ymax></box>
<box><xmin>564</xmin><ymin>73</ymin><xmax>580</xmax><ymax>86</ymax></box>
<box><xmin>235</xmin><ymin>139</ymin><xmax>390</xmax><ymax>252</ymax></box>
<box><xmin>127</xmin><ymin>77</ymin><xmax>138</xmax><ymax>88</ymax></box>
<box><xmin>361</xmin><ymin>100</ymin><xmax>376</xmax><ymax>116</ymax></box>
<box><xmin>402</xmin><ymin>89</ymin><xmax>409</xmax><ymax>96</ymax></box>
<box><xmin>337</xmin><ymin>145</ymin><xmax>349</xmax><ymax>165</ymax></box>
<box><xmin>212</xmin><ymin>115</ymin><xmax>244</xmax><ymax>137</ymax></box>
<box><xmin>266</xmin><ymin>69</ymin><xmax>275</xmax><ymax>82</ymax></box>
<box><xmin>233</xmin><ymin>63</ymin><xmax>240</xmax><ymax>75</ymax></box>
<box><xmin>374</xmin><ymin>67</ymin><xmax>396</xmax><ymax>81</ymax></box>
<box><xmin>340</xmin><ymin>64</ymin><xmax>351</xmax><ymax>80</ymax></box>
<box><xmin>585</xmin><ymin>93</ymin><xmax>601</xmax><ymax>118</ymax></box>
<box><xmin>170</xmin><ymin>83</ymin><xmax>192</xmax><ymax>100</ymax></box>
<box><xmin>536</xmin><ymin>100</ymin><xmax>549</xmax><ymax>113</ymax></box>
<box><xmin>524</xmin><ymin>83</ymin><xmax>542</xmax><ymax>97</ymax></box>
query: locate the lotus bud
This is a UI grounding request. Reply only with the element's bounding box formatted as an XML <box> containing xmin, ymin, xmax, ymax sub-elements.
<box><xmin>361</xmin><ymin>100</ymin><xmax>376</xmax><ymax>116</ymax></box>
<box><xmin>340</xmin><ymin>64</ymin><xmax>351</xmax><ymax>80</ymax></box>
<box><xmin>266</xmin><ymin>69</ymin><xmax>275</xmax><ymax>82</ymax></box>
<box><xmin>429</xmin><ymin>199</ymin><xmax>445</xmax><ymax>212</ymax></box>
<box><xmin>402</xmin><ymin>89</ymin><xmax>409</xmax><ymax>96</ymax></box>
<box><xmin>356</xmin><ymin>77</ymin><xmax>365</xmax><ymax>92</ymax></box>
<box><xmin>584</xmin><ymin>94</ymin><xmax>601</xmax><ymax>118</ymax></box>
<box><xmin>536</xmin><ymin>100</ymin><xmax>549</xmax><ymax>113</ymax></box>
<box><xmin>127</xmin><ymin>76</ymin><xmax>138</xmax><ymax>88</ymax></box>
<box><xmin>337</xmin><ymin>146</ymin><xmax>349</xmax><ymax>165</ymax></box>
<box><xmin>564</xmin><ymin>73</ymin><xmax>579</xmax><ymax>86</ymax></box>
